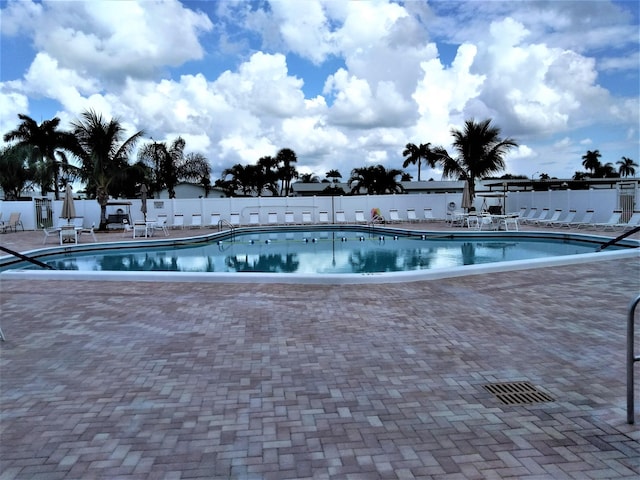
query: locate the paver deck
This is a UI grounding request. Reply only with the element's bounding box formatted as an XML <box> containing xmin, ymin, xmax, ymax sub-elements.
<box><xmin>1</xmin><ymin>223</ymin><xmax>639</xmax><ymax>479</ymax></box>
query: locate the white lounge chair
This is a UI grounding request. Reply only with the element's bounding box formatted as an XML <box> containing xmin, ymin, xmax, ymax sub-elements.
<box><xmin>572</xmin><ymin>210</ymin><xmax>595</xmax><ymax>229</ymax></box>
<box><xmin>248</xmin><ymin>212</ymin><xmax>260</xmax><ymax>226</ymax></box>
<box><xmin>229</xmin><ymin>213</ymin><xmax>241</xmax><ymax>227</ymax></box>
<box><xmin>190</xmin><ymin>213</ymin><xmax>202</xmax><ymax>229</ymax></box>
<box><xmin>301</xmin><ymin>211</ymin><xmax>312</xmax><ymax>224</ymax></box>
<box><xmin>354</xmin><ymin>210</ymin><xmax>366</xmax><ymax>224</ymax></box>
<box><xmin>550</xmin><ymin>209</ymin><xmax>577</xmax><ymax>228</ymax></box>
<box><xmin>172</xmin><ymin>214</ymin><xmax>184</xmax><ymax>229</ymax></box>
<box><xmin>592</xmin><ymin>211</ymin><xmax>622</xmax><ymax>230</ymax></box>
<box><xmin>406</xmin><ymin>209</ymin><xmax>418</xmax><ymax>223</ymax></box>
<box><xmin>388</xmin><ymin>209</ymin><xmax>402</xmax><ymax>223</ymax></box>
<box><xmin>620</xmin><ymin>211</ymin><xmax>640</xmax><ymax>231</ymax></box>
<box><xmin>423</xmin><ymin>208</ymin><xmax>434</xmax><ymax>222</ymax></box>
<box><xmin>519</xmin><ymin>208</ymin><xmax>538</xmax><ymax>224</ymax></box>
<box><xmin>209</xmin><ymin>213</ymin><xmax>221</xmax><ymax>227</ymax></box>
<box><xmin>284</xmin><ymin>211</ymin><xmax>295</xmax><ymax>225</ymax></box>
<box><xmin>267</xmin><ymin>212</ymin><xmax>279</xmax><ymax>225</ymax></box>
<box><xmin>477</xmin><ymin>214</ymin><xmax>498</xmax><ymax>231</ymax></box>
<box><xmin>536</xmin><ymin>209</ymin><xmax>563</xmax><ymax>226</ymax></box>
<box><xmin>335</xmin><ymin>211</ymin><xmax>346</xmax><ymax>224</ymax></box>
<box><xmin>318</xmin><ymin>211</ymin><xmax>329</xmax><ymax>224</ymax></box>
<box><xmin>531</xmin><ymin>208</ymin><xmax>551</xmax><ymax>225</ymax></box>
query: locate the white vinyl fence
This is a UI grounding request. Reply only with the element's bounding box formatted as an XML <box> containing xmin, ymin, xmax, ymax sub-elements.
<box><xmin>0</xmin><ymin>188</ymin><xmax>630</xmax><ymax>231</ymax></box>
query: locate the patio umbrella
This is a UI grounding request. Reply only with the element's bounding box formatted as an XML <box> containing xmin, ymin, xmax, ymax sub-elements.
<box><xmin>140</xmin><ymin>184</ymin><xmax>148</xmax><ymax>221</ymax></box>
<box><xmin>461</xmin><ymin>180</ymin><xmax>473</xmax><ymax>212</ymax></box>
<box><xmin>61</xmin><ymin>184</ymin><xmax>76</xmax><ymax>222</ymax></box>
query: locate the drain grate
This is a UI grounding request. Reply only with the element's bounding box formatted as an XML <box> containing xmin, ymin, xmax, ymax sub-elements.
<box><xmin>483</xmin><ymin>381</ymin><xmax>554</xmax><ymax>405</ymax></box>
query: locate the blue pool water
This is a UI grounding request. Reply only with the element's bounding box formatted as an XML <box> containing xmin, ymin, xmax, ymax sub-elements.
<box><xmin>6</xmin><ymin>228</ymin><xmax>623</xmax><ymax>274</ymax></box>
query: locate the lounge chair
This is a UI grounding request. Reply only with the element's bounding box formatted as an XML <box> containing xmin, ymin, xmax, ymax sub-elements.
<box><xmin>318</xmin><ymin>211</ymin><xmax>329</xmax><ymax>224</ymax></box>
<box><xmin>536</xmin><ymin>209</ymin><xmax>563</xmax><ymax>226</ymax></box>
<box><xmin>190</xmin><ymin>213</ymin><xmax>202</xmax><ymax>229</ymax></box>
<box><xmin>477</xmin><ymin>214</ymin><xmax>498</xmax><ymax>231</ymax></box>
<box><xmin>406</xmin><ymin>209</ymin><xmax>418</xmax><ymax>223</ymax></box>
<box><xmin>550</xmin><ymin>209</ymin><xmax>577</xmax><ymax>228</ymax></box>
<box><xmin>530</xmin><ymin>208</ymin><xmax>551</xmax><ymax>225</ymax></box>
<box><xmin>572</xmin><ymin>210</ymin><xmax>595</xmax><ymax>229</ymax></box>
<box><xmin>519</xmin><ymin>208</ymin><xmax>538</xmax><ymax>224</ymax></box>
<box><xmin>335</xmin><ymin>211</ymin><xmax>346</xmax><ymax>224</ymax></box>
<box><xmin>591</xmin><ymin>211</ymin><xmax>622</xmax><ymax>230</ymax></box>
<box><xmin>388</xmin><ymin>209</ymin><xmax>402</xmax><ymax>223</ymax></box>
<box><xmin>209</xmin><ymin>213</ymin><xmax>221</xmax><ymax>227</ymax></box>
<box><xmin>423</xmin><ymin>208</ymin><xmax>434</xmax><ymax>222</ymax></box>
<box><xmin>2</xmin><ymin>212</ymin><xmax>23</xmax><ymax>232</ymax></box>
<box><xmin>79</xmin><ymin>223</ymin><xmax>97</xmax><ymax>242</ymax></box>
<box><xmin>301</xmin><ymin>211</ymin><xmax>312</xmax><ymax>224</ymax></box>
<box><xmin>620</xmin><ymin>211</ymin><xmax>640</xmax><ymax>231</ymax></box>
<box><xmin>229</xmin><ymin>213</ymin><xmax>241</xmax><ymax>227</ymax></box>
<box><xmin>248</xmin><ymin>212</ymin><xmax>260</xmax><ymax>226</ymax></box>
<box><xmin>284</xmin><ymin>211</ymin><xmax>295</xmax><ymax>225</ymax></box>
<box><xmin>172</xmin><ymin>214</ymin><xmax>185</xmax><ymax>229</ymax></box>
<box><xmin>354</xmin><ymin>210</ymin><xmax>366</xmax><ymax>224</ymax></box>
<box><xmin>267</xmin><ymin>212</ymin><xmax>279</xmax><ymax>225</ymax></box>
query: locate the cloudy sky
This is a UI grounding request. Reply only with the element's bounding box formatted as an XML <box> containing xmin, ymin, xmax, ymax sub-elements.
<box><xmin>1</xmin><ymin>0</ymin><xmax>638</xmax><ymax>182</ymax></box>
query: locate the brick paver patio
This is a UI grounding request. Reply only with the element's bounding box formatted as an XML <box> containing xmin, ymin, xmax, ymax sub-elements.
<box><xmin>1</xmin><ymin>224</ymin><xmax>639</xmax><ymax>479</ymax></box>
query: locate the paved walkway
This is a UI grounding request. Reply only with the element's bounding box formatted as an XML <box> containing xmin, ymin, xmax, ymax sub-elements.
<box><xmin>1</xmin><ymin>222</ymin><xmax>639</xmax><ymax>479</ymax></box>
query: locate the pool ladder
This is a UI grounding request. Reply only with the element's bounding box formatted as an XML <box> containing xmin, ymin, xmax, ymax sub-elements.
<box><xmin>627</xmin><ymin>294</ymin><xmax>640</xmax><ymax>424</ymax></box>
<box><xmin>217</xmin><ymin>219</ymin><xmax>236</xmax><ymax>240</ymax></box>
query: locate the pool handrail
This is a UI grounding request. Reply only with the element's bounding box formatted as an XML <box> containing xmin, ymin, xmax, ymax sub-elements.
<box><xmin>0</xmin><ymin>245</ymin><xmax>54</xmax><ymax>270</ymax></box>
<box><xmin>627</xmin><ymin>294</ymin><xmax>640</xmax><ymax>424</ymax></box>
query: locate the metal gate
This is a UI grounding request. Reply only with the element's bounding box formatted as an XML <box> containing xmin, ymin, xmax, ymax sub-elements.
<box><xmin>618</xmin><ymin>182</ymin><xmax>637</xmax><ymax>222</ymax></box>
<box><xmin>34</xmin><ymin>198</ymin><xmax>53</xmax><ymax>228</ymax></box>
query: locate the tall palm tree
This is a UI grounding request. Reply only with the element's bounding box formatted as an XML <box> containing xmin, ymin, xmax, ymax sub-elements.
<box><xmin>348</xmin><ymin>165</ymin><xmax>404</xmax><ymax>195</ymax></box>
<box><xmin>220</xmin><ymin>163</ymin><xmax>255</xmax><ymax>196</ymax></box>
<box><xmin>402</xmin><ymin>143</ymin><xmax>438</xmax><ymax>181</ymax></box>
<box><xmin>138</xmin><ymin>137</ymin><xmax>211</xmax><ymax>198</ymax></box>
<box><xmin>276</xmin><ymin>148</ymin><xmax>298</xmax><ymax>196</ymax></box>
<box><xmin>72</xmin><ymin>109</ymin><xmax>144</xmax><ymax>229</ymax></box>
<box><xmin>255</xmin><ymin>156</ymin><xmax>280</xmax><ymax>196</ymax></box>
<box><xmin>299</xmin><ymin>173</ymin><xmax>320</xmax><ymax>183</ymax></box>
<box><xmin>581</xmin><ymin>150</ymin><xmax>602</xmax><ymax>174</ymax></box>
<box><xmin>3</xmin><ymin>114</ymin><xmax>79</xmax><ymax>199</ymax></box>
<box><xmin>617</xmin><ymin>156</ymin><xmax>637</xmax><ymax>177</ymax></box>
<box><xmin>437</xmin><ymin>118</ymin><xmax>518</xmax><ymax>201</ymax></box>
<box><xmin>325</xmin><ymin>169</ymin><xmax>342</xmax><ymax>183</ymax></box>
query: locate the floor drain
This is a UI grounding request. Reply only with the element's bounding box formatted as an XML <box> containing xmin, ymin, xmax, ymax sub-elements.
<box><xmin>483</xmin><ymin>381</ymin><xmax>554</xmax><ymax>405</ymax></box>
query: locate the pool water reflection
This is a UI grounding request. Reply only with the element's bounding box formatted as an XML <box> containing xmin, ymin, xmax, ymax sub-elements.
<box><xmin>26</xmin><ymin>229</ymin><xmax>612</xmax><ymax>275</ymax></box>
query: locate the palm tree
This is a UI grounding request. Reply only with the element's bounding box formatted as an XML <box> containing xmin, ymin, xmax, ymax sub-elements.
<box><xmin>617</xmin><ymin>156</ymin><xmax>637</xmax><ymax>177</ymax></box>
<box><xmin>581</xmin><ymin>150</ymin><xmax>602</xmax><ymax>174</ymax></box>
<box><xmin>402</xmin><ymin>143</ymin><xmax>438</xmax><ymax>181</ymax></box>
<box><xmin>3</xmin><ymin>114</ymin><xmax>79</xmax><ymax>199</ymax></box>
<box><xmin>138</xmin><ymin>137</ymin><xmax>211</xmax><ymax>198</ymax></box>
<box><xmin>276</xmin><ymin>148</ymin><xmax>298</xmax><ymax>196</ymax></box>
<box><xmin>72</xmin><ymin>109</ymin><xmax>144</xmax><ymax>229</ymax></box>
<box><xmin>437</xmin><ymin>118</ymin><xmax>518</xmax><ymax>201</ymax></box>
<box><xmin>325</xmin><ymin>169</ymin><xmax>342</xmax><ymax>183</ymax></box>
<box><xmin>348</xmin><ymin>165</ymin><xmax>404</xmax><ymax>195</ymax></box>
<box><xmin>594</xmin><ymin>162</ymin><xmax>618</xmax><ymax>178</ymax></box>
<box><xmin>299</xmin><ymin>173</ymin><xmax>320</xmax><ymax>183</ymax></box>
<box><xmin>255</xmin><ymin>156</ymin><xmax>280</xmax><ymax>196</ymax></box>
<box><xmin>220</xmin><ymin>163</ymin><xmax>255</xmax><ymax>196</ymax></box>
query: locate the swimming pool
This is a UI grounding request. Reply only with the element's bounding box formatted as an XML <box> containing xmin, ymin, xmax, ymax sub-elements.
<box><xmin>1</xmin><ymin>226</ymin><xmax>638</xmax><ymax>283</ymax></box>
